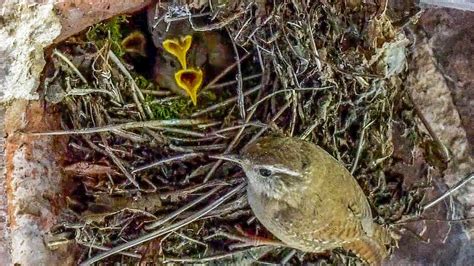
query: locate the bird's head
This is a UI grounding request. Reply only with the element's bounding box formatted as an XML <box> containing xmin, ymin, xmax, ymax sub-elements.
<box><xmin>213</xmin><ymin>137</ymin><xmax>311</xmax><ymax>200</ymax></box>
<box><xmin>161</xmin><ymin>35</ymin><xmax>204</xmax><ymax>105</ymax></box>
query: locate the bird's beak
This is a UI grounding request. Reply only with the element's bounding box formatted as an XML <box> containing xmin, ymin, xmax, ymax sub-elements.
<box><xmin>122</xmin><ymin>31</ymin><xmax>147</xmax><ymax>56</ymax></box>
<box><xmin>162</xmin><ymin>35</ymin><xmax>192</xmax><ymax>69</ymax></box>
<box><xmin>174</xmin><ymin>68</ymin><xmax>203</xmax><ymax>106</ymax></box>
<box><xmin>209</xmin><ymin>154</ymin><xmax>245</xmax><ymax>165</ymax></box>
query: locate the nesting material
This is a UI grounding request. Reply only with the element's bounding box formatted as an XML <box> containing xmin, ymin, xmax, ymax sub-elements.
<box><xmin>38</xmin><ymin>1</ymin><xmax>448</xmax><ymax>264</ymax></box>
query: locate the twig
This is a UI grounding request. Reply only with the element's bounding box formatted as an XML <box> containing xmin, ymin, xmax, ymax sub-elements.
<box><xmin>79</xmin><ymin>183</ymin><xmax>245</xmax><ymax>265</ymax></box>
<box><xmin>207</xmin><ymin>74</ymin><xmax>262</xmax><ymax>89</ymax></box>
<box><xmin>281</xmin><ymin>249</ymin><xmax>297</xmax><ymax>264</ymax></box>
<box><xmin>136</xmin><ymin>87</ymin><xmax>154</xmax><ymax>119</ymax></box>
<box><xmin>173</xmin><ymin>231</ymin><xmax>208</xmax><ymax>251</ymax></box>
<box><xmin>153</xmin><ymin>126</ymin><xmax>207</xmax><ymax>138</ymax></box>
<box><xmin>395</xmin><ymin>216</ymin><xmax>474</xmax><ymax>225</ymax></box>
<box><xmin>211</xmin><ymin>122</ymin><xmax>266</xmax><ymax>135</ymax></box>
<box><xmin>66</xmin><ymin>88</ymin><xmax>116</xmax><ymax>99</ymax></box>
<box><xmin>108</xmin><ymin>51</ymin><xmax>148</xmax><ymax>119</ymax></box>
<box><xmin>166</xmin><ymin>12</ymin><xmax>212</xmax><ymax>23</ymax></box>
<box><xmin>159</xmin><ymin>179</ymin><xmax>232</xmax><ymax>202</ymax></box>
<box><xmin>145</xmin><ymin>185</ymin><xmax>224</xmax><ymax>230</ymax></box>
<box><xmin>111</xmin><ymin>129</ymin><xmax>150</xmax><ymax>143</ymax></box>
<box><xmin>144</xmin><ymin>128</ymin><xmax>167</xmax><ymax>144</ymax></box>
<box><xmin>398</xmin><ymin>225</ymin><xmax>430</xmax><ymax>243</ymax></box>
<box><xmin>204</xmin><ymin>194</ymin><xmax>249</xmax><ymax>218</ymax></box>
<box><xmin>247</xmin><ymin>86</ymin><xmax>332</xmax><ymax>111</ymax></box>
<box><xmin>140</xmin><ymin>89</ymin><xmax>172</xmax><ymax>96</ymax></box>
<box><xmin>244</xmin><ymin>101</ymin><xmax>291</xmax><ymax>150</ymax></box>
<box><xmin>149</xmin><ymin>95</ymin><xmax>181</xmax><ymax>104</ymax></box>
<box><xmin>163</xmin><ymin>246</ymin><xmax>274</xmax><ymax>263</ymax></box>
<box><xmin>191</xmin><ymin>85</ymin><xmax>261</xmax><ymax>117</ymax></box>
<box><xmin>423</xmin><ymin>172</ymin><xmax>474</xmax><ymax>211</ymax></box>
<box><xmin>31</xmin><ymin>119</ymin><xmax>209</xmax><ymax>136</ymax></box>
<box><xmin>233</xmin><ymin>12</ymin><xmax>252</xmax><ymax>41</ymax></box>
<box><xmin>226</xmin><ymin>28</ymin><xmax>246</xmax><ymax>120</ymax></box>
<box><xmin>132</xmin><ymin>153</ymin><xmax>203</xmax><ymax>174</ymax></box>
<box><xmin>307</xmin><ymin>22</ymin><xmax>322</xmax><ymax>71</ymax></box>
<box><xmin>103</xmin><ymin>145</ymin><xmax>139</xmax><ymax>188</ymax></box>
<box><xmin>350</xmin><ymin>113</ymin><xmax>371</xmax><ymax>175</ymax></box>
<box><xmin>169</xmin><ymin>143</ymin><xmax>227</xmax><ymax>152</ymax></box>
<box><xmin>192</xmin><ymin>10</ymin><xmax>246</xmax><ymax>31</ymax></box>
<box><xmin>198</xmin><ymin>121</ymin><xmax>222</xmax><ymax>129</ymax></box>
<box><xmin>289</xmin><ymin>91</ymin><xmax>297</xmax><ymax>136</ymax></box>
<box><xmin>53</xmin><ymin>49</ymin><xmax>88</xmax><ymax>84</ymax></box>
<box><xmin>203</xmin><ymin>106</ymin><xmax>259</xmax><ymax>182</ymax></box>
<box><xmin>168</xmin><ymin>135</ymin><xmax>224</xmax><ymax>143</ymax></box>
<box><xmin>244</xmin><ymin>15</ymin><xmax>274</xmax><ymax>45</ymax></box>
<box><xmin>77</xmin><ymin>241</ymin><xmax>141</xmax><ymax>259</ymax></box>
<box><xmin>202</xmin><ymin>53</ymin><xmax>251</xmax><ymax>92</ymax></box>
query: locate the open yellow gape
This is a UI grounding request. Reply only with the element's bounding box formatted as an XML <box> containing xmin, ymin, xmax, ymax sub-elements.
<box><xmin>163</xmin><ymin>35</ymin><xmax>204</xmax><ymax>105</ymax></box>
<box><xmin>163</xmin><ymin>35</ymin><xmax>192</xmax><ymax>69</ymax></box>
<box><xmin>121</xmin><ymin>31</ymin><xmax>147</xmax><ymax>56</ymax></box>
<box><xmin>174</xmin><ymin>68</ymin><xmax>203</xmax><ymax>106</ymax></box>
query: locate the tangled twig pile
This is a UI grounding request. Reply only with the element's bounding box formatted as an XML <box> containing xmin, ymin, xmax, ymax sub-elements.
<box><xmin>42</xmin><ymin>1</ymin><xmax>434</xmax><ymax>264</ymax></box>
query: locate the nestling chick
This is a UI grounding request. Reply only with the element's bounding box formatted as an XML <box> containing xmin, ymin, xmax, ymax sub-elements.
<box><xmin>121</xmin><ymin>31</ymin><xmax>147</xmax><ymax>57</ymax></box>
<box><xmin>216</xmin><ymin>137</ymin><xmax>392</xmax><ymax>265</ymax></box>
<box><xmin>162</xmin><ymin>35</ymin><xmax>192</xmax><ymax>69</ymax></box>
<box><xmin>147</xmin><ymin>4</ymin><xmax>234</xmax><ymax>105</ymax></box>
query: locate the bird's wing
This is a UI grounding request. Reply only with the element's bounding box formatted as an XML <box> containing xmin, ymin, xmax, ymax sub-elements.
<box><xmin>300</xmin><ymin>145</ymin><xmax>375</xmax><ymax>239</ymax></box>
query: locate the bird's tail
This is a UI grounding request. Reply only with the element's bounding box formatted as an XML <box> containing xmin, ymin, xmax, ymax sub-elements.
<box><xmin>342</xmin><ymin>224</ymin><xmax>392</xmax><ymax>265</ymax></box>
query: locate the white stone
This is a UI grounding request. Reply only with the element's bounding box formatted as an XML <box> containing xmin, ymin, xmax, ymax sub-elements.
<box><xmin>0</xmin><ymin>1</ymin><xmax>61</xmax><ymax>102</ymax></box>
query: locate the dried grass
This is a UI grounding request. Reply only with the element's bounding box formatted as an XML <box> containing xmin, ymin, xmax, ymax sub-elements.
<box><xmin>42</xmin><ymin>1</ymin><xmax>441</xmax><ymax>264</ymax></box>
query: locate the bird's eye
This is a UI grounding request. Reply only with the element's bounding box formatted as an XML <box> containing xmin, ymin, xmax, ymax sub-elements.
<box><xmin>258</xmin><ymin>168</ymin><xmax>272</xmax><ymax>177</ymax></box>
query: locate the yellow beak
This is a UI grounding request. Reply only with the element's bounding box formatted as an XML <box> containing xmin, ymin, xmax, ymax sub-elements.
<box><xmin>174</xmin><ymin>68</ymin><xmax>203</xmax><ymax>106</ymax></box>
<box><xmin>122</xmin><ymin>31</ymin><xmax>147</xmax><ymax>56</ymax></box>
<box><xmin>163</xmin><ymin>35</ymin><xmax>193</xmax><ymax>69</ymax></box>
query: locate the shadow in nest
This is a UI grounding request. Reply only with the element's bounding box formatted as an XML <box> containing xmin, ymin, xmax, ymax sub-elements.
<box><xmin>39</xmin><ymin>1</ymin><xmax>450</xmax><ymax>265</ymax></box>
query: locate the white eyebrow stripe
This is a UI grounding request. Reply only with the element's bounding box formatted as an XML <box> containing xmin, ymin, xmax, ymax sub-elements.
<box><xmin>258</xmin><ymin>164</ymin><xmax>302</xmax><ymax>177</ymax></box>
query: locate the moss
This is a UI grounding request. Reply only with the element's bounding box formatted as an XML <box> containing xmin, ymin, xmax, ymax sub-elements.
<box><xmin>144</xmin><ymin>89</ymin><xmax>228</xmax><ymax>120</ymax></box>
<box><xmin>135</xmin><ymin>75</ymin><xmax>152</xmax><ymax>90</ymax></box>
<box><xmin>86</xmin><ymin>15</ymin><xmax>129</xmax><ymax>57</ymax></box>
<box><xmin>146</xmin><ymin>96</ymin><xmax>193</xmax><ymax>120</ymax></box>
<box><xmin>202</xmin><ymin>90</ymin><xmax>217</xmax><ymax>101</ymax></box>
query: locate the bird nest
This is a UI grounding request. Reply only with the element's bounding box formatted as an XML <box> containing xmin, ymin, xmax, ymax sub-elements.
<box><xmin>42</xmin><ymin>1</ymin><xmax>436</xmax><ymax>264</ymax></box>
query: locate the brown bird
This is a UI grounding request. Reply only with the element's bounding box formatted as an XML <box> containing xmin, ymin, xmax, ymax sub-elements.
<box><xmin>216</xmin><ymin>137</ymin><xmax>391</xmax><ymax>265</ymax></box>
<box><xmin>147</xmin><ymin>5</ymin><xmax>234</xmax><ymax>105</ymax></box>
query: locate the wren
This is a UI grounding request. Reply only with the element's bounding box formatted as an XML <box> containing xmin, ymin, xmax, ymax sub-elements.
<box><xmin>221</xmin><ymin>137</ymin><xmax>391</xmax><ymax>265</ymax></box>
